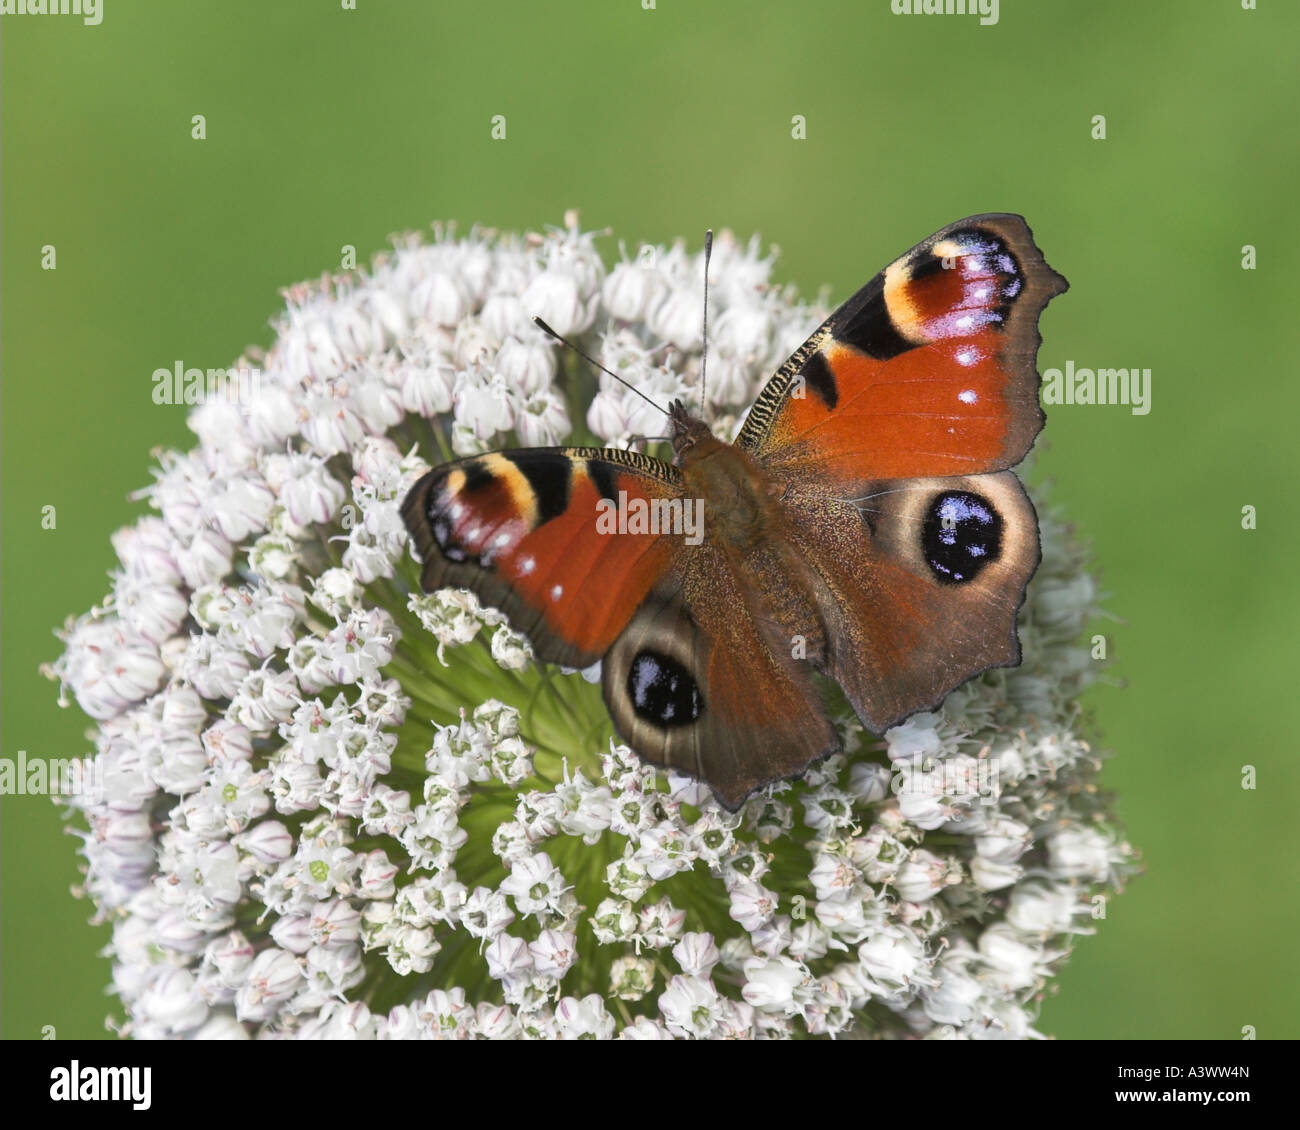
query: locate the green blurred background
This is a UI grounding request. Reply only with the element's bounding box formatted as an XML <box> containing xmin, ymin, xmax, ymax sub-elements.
<box><xmin>3</xmin><ymin>0</ymin><xmax>1297</xmax><ymax>1039</ymax></box>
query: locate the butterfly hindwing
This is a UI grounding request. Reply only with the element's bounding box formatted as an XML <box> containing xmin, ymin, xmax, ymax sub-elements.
<box><xmin>780</xmin><ymin>471</ymin><xmax>1040</xmax><ymax>733</ymax></box>
<box><xmin>402</xmin><ymin>448</ymin><xmax>685</xmax><ymax>668</ymax></box>
<box><xmin>601</xmin><ymin>546</ymin><xmax>840</xmax><ymax>811</ymax></box>
<box><xmin>738</xmin><ymin>213</ymin><xmax>1067</xmax><ymax>484</ymax></box>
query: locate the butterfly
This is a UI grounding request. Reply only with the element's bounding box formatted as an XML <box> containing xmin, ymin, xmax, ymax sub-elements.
<box><xmin>402</xmin><ymin>214</ymin><xmax>1067</xmax><ymax>810</ymax></box>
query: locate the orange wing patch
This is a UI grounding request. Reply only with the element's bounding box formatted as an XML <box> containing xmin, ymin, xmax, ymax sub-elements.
<box><xmin>495</xmin><ymin>467</ymin><xmax>677</xmax><ymax>655</ymax></box>
<box><xmin>402</xmin><ymin>449</ymin><xmax>685</xmax><ymax>666</ymax></box>
<box><xmin>763</xmin><ymin>333</ymin><xmax>1022</xmax><ymax>482</ymax></box>
<box><xmin>739</xmin><ymin>214</ymin><xmax>1067</xmax><ymax>488</ymax></box>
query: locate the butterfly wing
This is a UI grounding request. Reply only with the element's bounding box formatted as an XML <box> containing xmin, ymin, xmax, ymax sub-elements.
<box><xmin>735</xmin><ymin>214</ymin><xmax>1064</xmax><ymax>732</ymax></box>
<box><xmin>601</xmin><ymin>544</ymin><xmax>840</xmax><ymax>811</ymax></box>
<box><xmin>402</xmin><ymin>448</ymin><xmax>685</xmax><ymax>668</ymax></box>
<box><xmin>780</xmin><ymin>472</ymin><xmax>1039</xmax><ymax>733</ymax></box>
<box><xmin>737</xmin><ymin>213</ymin><xmax>1067</xmax><ymax>483</ymax></box>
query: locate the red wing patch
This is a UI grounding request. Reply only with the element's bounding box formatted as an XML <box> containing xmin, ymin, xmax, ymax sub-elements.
<box><xmin>402</xmin><ymin>449</ymin><xmax>686</xmax><ymax>667</ymax></box>
<box><xmin>738</xmin><ymin>214</ymin><xmax>1067</xmax><ymax>489</ymax></box>
<box><xmin>759</xmin><ymin>333</ymin><xmax>1029</xmax><ymax>481</ymax></box>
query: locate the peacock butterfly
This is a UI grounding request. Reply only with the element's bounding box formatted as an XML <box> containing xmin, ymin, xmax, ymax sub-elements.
<box><xmin>401</xmin><ymin>214</ymin><xmax>1068</xmax><ymax>809</ymax></box>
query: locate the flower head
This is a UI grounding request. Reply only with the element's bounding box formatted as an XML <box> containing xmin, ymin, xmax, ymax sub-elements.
<box><xmin>48</xmin><ymin>215</ymin><xmax>1133</xmax><ymax>1039</ymax></box>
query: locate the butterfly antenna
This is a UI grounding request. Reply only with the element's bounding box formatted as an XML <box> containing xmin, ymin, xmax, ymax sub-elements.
<box><xmin>532</xmin><ymin>316</ymin><xmax>670</xmax><ymax>419</ymax></box>
<box><xmin>700</xmin><ymin>229</ymin><xmax>713</xmax><ymax>420</ymax></box>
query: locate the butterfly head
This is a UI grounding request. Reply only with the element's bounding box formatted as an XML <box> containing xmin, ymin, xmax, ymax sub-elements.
<box><xmin>668</xmin><ymin>398</ymin><xmax>715</xmax><ymax>462</ymax></box>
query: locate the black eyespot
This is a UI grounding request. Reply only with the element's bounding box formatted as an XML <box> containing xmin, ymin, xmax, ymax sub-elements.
<box><xmin>922</xmin><ymin>491</ymin><xmax>1002</xmax><ymax>584</ymax></box>
<box><xmin>627</xmin><ymin>650</ymin><xmax>704</xmax><ymax>727</ymax></box>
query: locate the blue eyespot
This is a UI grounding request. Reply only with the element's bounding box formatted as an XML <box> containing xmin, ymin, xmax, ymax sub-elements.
<box><xmin>922</xmin><ymin>491</ymin><xmax>1003</xmax><ymax>584</ymax></box>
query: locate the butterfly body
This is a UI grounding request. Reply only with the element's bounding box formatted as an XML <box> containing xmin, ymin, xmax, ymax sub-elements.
<box><xmin>672</xmin><ymin>409</ymin><xmax>779</xmax><ymax>551</ymax></box>
<box><xmin>403</xmin><ymin>215</ymin><xmax>1067</xmax><ymax>809</ymax></box>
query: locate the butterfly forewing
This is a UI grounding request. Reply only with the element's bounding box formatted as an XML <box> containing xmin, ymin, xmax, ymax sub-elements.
<box><xmin>402</xmin><ymin>447</ymin><xmax>685</xmax><ymax>668</ymax></box>
<box><xmin>738</xmin><ymin>213</ymin><xmax>1067</xmax><ymax>486</ymax></box>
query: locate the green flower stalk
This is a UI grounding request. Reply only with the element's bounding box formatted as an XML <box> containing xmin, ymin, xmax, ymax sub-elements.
<box><xmin>48</xmin><ymin>215</ymin><xmax>1133</xmax><ymax>1039</ymax></box>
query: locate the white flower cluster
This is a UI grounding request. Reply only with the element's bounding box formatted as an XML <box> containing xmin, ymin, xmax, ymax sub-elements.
<box><xmin>49</xmin><ymin>216</ymin><xmax>1131</xmax><ymax>1039</ymax></box>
